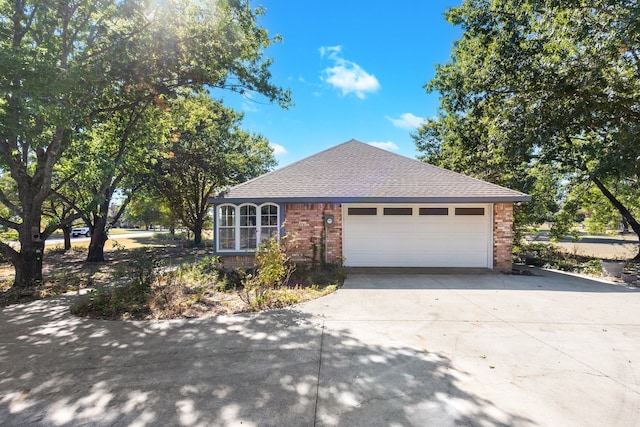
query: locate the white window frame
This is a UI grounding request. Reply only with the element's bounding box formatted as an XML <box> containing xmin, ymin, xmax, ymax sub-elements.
<box><xmin>216</xmin><ymin>203</ymin><xmax>280</xmax><ymax>252</ymax></box>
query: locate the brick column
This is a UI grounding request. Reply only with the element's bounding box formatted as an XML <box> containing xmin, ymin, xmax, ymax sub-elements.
<box><xmin>493</xmin><ymin>203</ymin><xmax>513</xmax><ymax>270</ymax></box>
<box><xmin>283</xmin><ymin>203</ymin><xmax>342</xmax><ymax>265</ymax></box>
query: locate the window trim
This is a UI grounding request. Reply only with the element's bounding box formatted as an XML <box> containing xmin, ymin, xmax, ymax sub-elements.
<box><xmin>419</xmin><ymin>207</ymin><xmax>449</xmax><ymax>216</ymax></box>
<box><xmin>348</xmin><ymin>207</ymin><xmax>377</xmax><ymax>216</ymax></box>
<box><xmin>216</xmin><ymin>203</ymin><xmax>280</xmax><ymax>252</ymax></box>
<box><xmin>455</xmin><ymin>207</ymin><xmax>485</xmax><ymax>216</ymax></box>
<box><xmin>383</xmin><ymin>207</ymin><xmax>413</xmax><ymax>216</ymax></box>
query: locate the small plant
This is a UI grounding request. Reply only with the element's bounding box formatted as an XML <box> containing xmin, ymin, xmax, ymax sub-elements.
<box><xmin>111</xmin><ymin>240</ymin><xmax>126</xmax><ymax>252</ymax></box>
<box><xmin>239</xmin><ymin>235</ymin><xmax>296</xmax><ymax>310</ymax></box>
<box><xmin>72</xmin><ymin>249</ymin><xmax>161</xmax><ymax>319</ymax></box>
<box><xmin>582</xmin><ymin>259</ymin><xmax>602</xmax><ymax>276</ymax></box>
<box><xmin>46</xmin><ymin>245</ymin><xmax>67</xmax><ymax>254</ymax></box>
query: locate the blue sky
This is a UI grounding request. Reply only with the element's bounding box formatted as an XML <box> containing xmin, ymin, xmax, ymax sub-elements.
<box><xmin>213</xmin><ymin>1</ymin><xmax>463</xmax><ymax>166</ymax></box>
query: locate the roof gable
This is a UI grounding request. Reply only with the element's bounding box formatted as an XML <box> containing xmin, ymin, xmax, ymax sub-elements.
<box><xmin>214</xmin><ymin>140</ymin><xmax>530</xmax><ymax>203</ymax></box>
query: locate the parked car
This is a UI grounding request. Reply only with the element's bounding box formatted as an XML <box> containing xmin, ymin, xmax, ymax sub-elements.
<box><xmin>71</xmin><ymin>226</ymin><xmax>91</xmax><ymax>237</ymax></box>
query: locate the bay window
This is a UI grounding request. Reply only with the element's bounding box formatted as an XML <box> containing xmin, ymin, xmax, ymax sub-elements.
<box><xmin>216</xmin><ymin>203</ymin><xmax>280</xmax><ymax>252</ymax></box>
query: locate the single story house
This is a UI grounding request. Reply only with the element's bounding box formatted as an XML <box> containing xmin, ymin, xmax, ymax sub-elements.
<box><xmin>209</xmin><ymin>139</ymin><xmax>531</xmax><ymax>270</ymax></box>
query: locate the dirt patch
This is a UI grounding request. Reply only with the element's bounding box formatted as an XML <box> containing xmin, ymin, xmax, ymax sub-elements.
<box><xmin>1</xmin><ymin>242</ymin><xmax>343</xmax><ymax>318</ymax></box>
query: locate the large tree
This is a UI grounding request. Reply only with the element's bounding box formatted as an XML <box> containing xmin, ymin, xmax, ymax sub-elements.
<box><xmin>151</xmin><ymin>95</ymin><xmax>276</xmax><ymax>246</ymax></box>
<box><xmin>0</xmin><ymin>0</ymin><xmax>290</xmax><ymax>294</ymax></box>
<box><xmin>416</xmin><ymin>0</ymin><xmax>640</xmax><ymax>257</ymax></box>
<box><xmin>57</xmin><ymin>101</ymin><xmax>171</xmax><ymax>262</ymax></box>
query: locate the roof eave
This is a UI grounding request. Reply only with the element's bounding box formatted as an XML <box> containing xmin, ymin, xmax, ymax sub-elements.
<box><xmin>208</xmin><ymin>195</ymin><xmax>532</xmax><ymax>204</ymax></box>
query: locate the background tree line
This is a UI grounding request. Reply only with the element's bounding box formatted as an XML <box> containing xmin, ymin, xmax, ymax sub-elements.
<box><xmin>415</xmin><ymin>0</ymin><xmax>640</xmax><ymax>258</ymax></box>
<box><xmin>0</xmin><ymin>0</ymin><xmax>290</xmax><ymax>295</ymax></box>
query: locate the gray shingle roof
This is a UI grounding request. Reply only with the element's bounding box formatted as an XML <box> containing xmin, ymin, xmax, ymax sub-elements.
<box><xmin>212</xmin><ymin>140</ymin><xmax>530</xmax><ymax>203</ymax></box>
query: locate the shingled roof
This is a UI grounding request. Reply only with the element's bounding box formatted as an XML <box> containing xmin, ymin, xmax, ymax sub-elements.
<box><xmin>212</xmin><ymin>140</ymin><xmax>530</xmax><ymax>203</ymax></box>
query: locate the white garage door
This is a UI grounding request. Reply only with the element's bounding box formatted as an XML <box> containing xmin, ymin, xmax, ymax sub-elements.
<box><xmin>342</xmin><ymin>204</ymin><xmax>492</xmax><ymax>268</ymax></box>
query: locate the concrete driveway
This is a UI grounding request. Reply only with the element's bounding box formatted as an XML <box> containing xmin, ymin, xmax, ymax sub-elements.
<box><xmin>1</xmin><ymin>269</ymin><xmax>639</xmax><ymax>426</ymax></box>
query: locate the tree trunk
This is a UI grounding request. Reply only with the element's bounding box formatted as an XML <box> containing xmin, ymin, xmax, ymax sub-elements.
<box><xmin>87</xmin><ymin>216</ymin><xmax>109</xmax><ymax>262</ymax></box>
<box><xmin>592</xmin><ymin>177</ymin><xmax>640</xmax><ymax>260</ymax></box>
<box><xmin>7</xmin><ymin>210</ymin><xmax>46</xmax><ymax>294</ymax></box>
<box><xmin>12</xmin><ymin>240</ymin><xmax>45</xmax><ymax>294</ymax></box>
<box><xmin>192</xmin><ymin>220</ymin><xmax>203</xmax><ymax>246</ymax></box>
<box><xmin>62</xmin><ymin>225</ymin><xmax>72</xmax><ymax>251</ymax></box>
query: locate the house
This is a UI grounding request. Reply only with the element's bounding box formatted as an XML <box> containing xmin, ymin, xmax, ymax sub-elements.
<box><xmin>209</xmin><ymin>139</ymin><xmax>531</xmax><ymax>270</ymax></box>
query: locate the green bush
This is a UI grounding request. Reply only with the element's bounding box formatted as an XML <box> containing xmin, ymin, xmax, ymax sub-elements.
<box><xmin>240</xmin><ymin>236</ymin><xmax>295</xmax><ymax>309</ymax></box>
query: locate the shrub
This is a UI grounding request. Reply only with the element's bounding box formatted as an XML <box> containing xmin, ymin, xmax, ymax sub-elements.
<box><xmin>239</xmin><ymin>236</ymin><xmax>295</xmax><ymax>309</ymax></box>
<box><xmin>72</xmin><ymin>249</ymin><xmax>161</xmax><ymax>319</ymax></box>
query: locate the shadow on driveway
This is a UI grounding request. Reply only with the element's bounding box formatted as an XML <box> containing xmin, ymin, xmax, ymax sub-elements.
<box><xmin>0</xmin><ymin>293</ymin><xmax>532</xmax><ymax>426</ymax></box>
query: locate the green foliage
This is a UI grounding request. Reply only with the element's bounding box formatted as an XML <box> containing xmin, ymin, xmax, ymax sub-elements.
<box><xmin>172</xmin><ymin>256</ymin><xmax>229</xmax><ymax>292</ymax></box>
<box><xmin>147</xmin><ymin>95</ymin><xmax>276</xmax><ymax>245</ymax></box>
<box><xmin>0</xmin><ymin>0</ymin><xmax>290</xmax><ymax>288</ymax></box>
<box><xmin>239</xmin><ymin>235</ymin><xmax>296</xmax><ymax>309</ymax></box>
<box><xmin>238</xmin><ymin>236</ymin><xmax>344</xmax><ymax>311</ymax></box>
<box><xmin>254</xmin><ymin>237</ymin><xmax>293</xmax><ymax>288</ymax></box>
<box><xmin>416</xmin><ymin>0</ymin><xmax>640</xmax><ymax>255</ymax></box>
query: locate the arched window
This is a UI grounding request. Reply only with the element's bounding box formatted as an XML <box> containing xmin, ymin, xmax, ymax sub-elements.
<box><xmin>216</xmin><ymin>203</ymin><xmax>280</xmax><ymax>252</ymax></box>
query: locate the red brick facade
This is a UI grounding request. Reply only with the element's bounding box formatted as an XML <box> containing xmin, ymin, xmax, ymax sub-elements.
<box><xmin>283</xmin><ymin>203</ymin><xmax>343</xmax><ymax>265</ymax></box>
<box><xmin>218</xmin><ymin>202</ymin><xmax>515</xmax><ymax>270</ymax></box>
<box><xmin>493</xmin><ymin>202</ymin><xmax>514</xmax><ymax>270</ymax></box>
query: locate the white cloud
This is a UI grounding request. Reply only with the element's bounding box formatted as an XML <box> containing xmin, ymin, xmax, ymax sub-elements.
<box><xmin>270</xmin><ymin>143</ymin><xmax>287</xmax><ymax>156</ymax></box>
<box><xmin>368</xmin><ymin>141</ymin><xmax>399</xmax><ymax>151</ymax></box>
<box><xmin>241</xmin><ymin>102</ymin><xmax>258</xmax><ymax>113</ymax></box>
<box><xmin>320</xmin><ymin>45</ymin><xmax>380</xmax><ymax>99</ymax></box>
<box><xmin>386</xmin><ymin>113</ymin><xmax>426</xmax><ymax>130</ymax></box>
<box><xmin>319</xmin><ymin>45</ymin><xmax>342</xmax><ymax>58</ymax></box>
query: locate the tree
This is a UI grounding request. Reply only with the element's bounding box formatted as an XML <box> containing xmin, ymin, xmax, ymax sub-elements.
<box><xmin>151</xmin><ymin>95</ymin><xmax>276</xmax><ymax>245</ymax></box>
<box><xmin>415</xmin><ymin>0</ymin><xmax>640</xmax><ymax>258</ymax></box>
<box><xmin>0</xmin><ymin>0</ymin><xmax>290</xmax><ymax>293</ymax></box>
<box><xmin>126</xmin><ymin>192</ymin><xmax>164</xmax><ymax>230</ymax></box>
<box><xmin>58</xmin><ymin>102</ymin><xmax>171</xmax><ymax>262</ymax></box>
<box><xmin>42</xmin><ymin>194</ymin><xmax>81</xmax><ymax>251</ymax></box>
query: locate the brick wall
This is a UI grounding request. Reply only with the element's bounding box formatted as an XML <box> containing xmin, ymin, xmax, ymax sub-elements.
<box><xmin>283</xmin><ymin>203</ymin><xmax>343</xmax><ymax>265</ymax></box>
<box><xmin>219</xmin><ymin>255</ymin><xmax>254</xmax><ymax>269</ymax></box>
<box><xmin>493</xmin><ymin>202</ymin><xmax>514</xmax><ymax>270</ymax></box>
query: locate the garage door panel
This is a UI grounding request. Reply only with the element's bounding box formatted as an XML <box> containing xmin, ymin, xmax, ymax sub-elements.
<box><xmin>343</xmin><ymin>204</ymin><xmax>491</xmax><ymax>268</ymax></box>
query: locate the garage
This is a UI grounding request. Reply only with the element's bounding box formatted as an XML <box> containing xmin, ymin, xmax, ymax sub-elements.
<box><xmin>213</xmin><ymin>140</ymin><xmax>530</xmax><ymax>270</ymax></box>
<box><xmin>342</xmin><ymin>203</ymin><xmax>492</xmax><ymax>268</ymax></box>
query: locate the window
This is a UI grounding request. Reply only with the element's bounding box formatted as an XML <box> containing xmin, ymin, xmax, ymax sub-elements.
<box><xmin>217</xmin><ymin>204</ymin><xmax>280</xmax><ymax>251</ymax></box>
<box><xmin>260</xmin><ymin>204</ymin><xmax>278</xmax><ymax>242</ymax></box>
<box><xmin>419</xmin><ymin>207</ymin><xmax>449</xmax><ymax>216</ymax></box>
<box><xmin>218</xmin><ymin>205</ymin><xmax>236</xmax><ymax>250</ymax></box>
<box><xmin>348</xmin><ymin>207</ymin><xmax>377</xmax><ymax>215</ymax></box>
<box><xmin>384</xmin><ymin>207</ymin><xmax>412</xmax><ymax>215</ymax></box>
<box><xmin>455</xmin><ymin>207</ymin><xmax>485</xmax><ymax>216</ymax></box>
<box><xmin>239</xmin><ymin>205</ymin><xmax>257</xmax><ymax>249</ymax></box>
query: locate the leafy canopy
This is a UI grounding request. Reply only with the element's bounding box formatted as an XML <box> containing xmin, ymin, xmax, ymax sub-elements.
<box><xmin>415</xmin><ymin>0</ymin><xmax>640</xmax><ymax>249</ymax></box>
